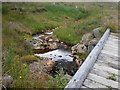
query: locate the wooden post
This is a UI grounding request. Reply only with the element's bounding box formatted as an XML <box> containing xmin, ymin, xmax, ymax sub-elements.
<box><xmin>65</xmin><ymin>29</ymin><xmax>110</xmax><ymax>88</ymax></box>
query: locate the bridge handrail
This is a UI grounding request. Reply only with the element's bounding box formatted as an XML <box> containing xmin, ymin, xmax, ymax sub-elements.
<box><xmin>65</xmin><ymin>29</ymin><xmax>110</xmax><ymax>88</ymax></box>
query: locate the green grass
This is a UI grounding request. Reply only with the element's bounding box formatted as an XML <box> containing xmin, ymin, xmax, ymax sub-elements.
<box><xmin>48</xmin><ymin>70</ymin><xmax>69</xmax><ymax>88</ymax></box>
<box><xmin>2</xmin><ymin>46</ymin><xmax>31</xmax><ymax>88</ymax></box>
<box><xmin>3</xmin><ymin>3</ymin><xmax>87</xmax><ymax>35</ymax></box>
<box><xmin>54</xmin><ymin>27</ymin><xmax>83</xmax><ymax>45</ymax></box>
<box><xmin>54</xmin><ymin>15</ymin><xmax>102</xmax><ymax>45</ymax></box>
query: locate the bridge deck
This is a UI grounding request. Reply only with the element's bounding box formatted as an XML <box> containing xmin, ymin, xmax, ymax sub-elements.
<box><xmin>82</xmin><ymin>33</ymin><xmax>119</xmax><ymax>88</ymax></box>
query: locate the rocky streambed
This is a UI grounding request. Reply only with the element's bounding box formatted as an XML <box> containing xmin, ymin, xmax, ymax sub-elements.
<box><xmin>25</xmin><ymin>27</ymin><xmax>101</xmax><ymax>77</ymax></box>
<box><xmin>24</xmin><ymin>29</ymin><xmax>78</xmax><ymax>79</ymax></box>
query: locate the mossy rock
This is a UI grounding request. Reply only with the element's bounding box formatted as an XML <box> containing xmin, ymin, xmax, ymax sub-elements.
<box><xmin>20</xmin><ymin>55</ymin><xmax>40</xmax><ymax>63</ymax></box>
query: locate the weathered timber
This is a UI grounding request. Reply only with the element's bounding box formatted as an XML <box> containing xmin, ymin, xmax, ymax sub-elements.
<box><xmin>86</xmin><ymin>73</ymin><xmax>118</xmax><ymax>88</ymax></box>
<box><xmin>83</xmin><ymin>79</ymin><xmax>107</xmax><ymax>88</ymax></box>
<box><xmin>65</xmin><ymin>29</ymin><xmax>110</xmax><ymax>88</ymax></box>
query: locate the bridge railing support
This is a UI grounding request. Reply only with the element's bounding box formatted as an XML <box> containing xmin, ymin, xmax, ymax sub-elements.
<box><xmin>65</xmin><ymin>29</ymin><xmax>110</xmax><ymax>89</ymax></box>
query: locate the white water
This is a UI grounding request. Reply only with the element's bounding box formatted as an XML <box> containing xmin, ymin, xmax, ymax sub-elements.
<box><xmin>33</xmin><ymin>32</ymin><xmax>73</xmax><ymax>62</ymax></box>
<box><xmin>35</xmin><ymin>49</ymin><xmax>73</xmax><ymax>62</ymax></box>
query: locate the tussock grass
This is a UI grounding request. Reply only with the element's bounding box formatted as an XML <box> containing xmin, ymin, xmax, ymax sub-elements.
<box><xmin>20</xmin><ymin>55</ymin><xmax>39</xmax><ymax>63</ymax></box>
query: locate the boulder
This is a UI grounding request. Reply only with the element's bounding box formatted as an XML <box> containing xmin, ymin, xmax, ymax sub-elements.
<box><xmin>76</xmin><ymin>44</ymin><xmax>87</xmax><ymax>54</ymax></box>
<box><xmin>81</xmin><ymin>33</ymin><xmax>94</xmax><ymax>45</ymax></box>
<box><xmin>93</xmin><ymin>28</ymin><xmax>100</xmax><ymax>38</ymax></box>
<box><xmin>46</xmin><ymin>60</ymin><xmax>57</xmax><ymax>69</ymax></box>
<box><xmin>87</xmin><ymin>38</ymin><xmax>98</xmax><ymax>53</ymax></box>
<box><xmin>71</xmin><ymin>43</ymin><xmax>79</xmax><ymax>51</ymax></box>
<box><xmin>2</xmin><ymin>75</ymin><xmax>13</xmax><ymax>87</ymax></box>
<box><xmin>55</xmin><ymin>61</ymin><xmax>78</xmax><ymax>76</ymax></box>
<box><xmin>89</xmin><ymin>38</ymin><xmax>98</xmax><ymax>46</ymax></box>
<box><xmin>82</xmin><ymin>33</ymin><xmax>93</xmax><ymax>41</ymax></box>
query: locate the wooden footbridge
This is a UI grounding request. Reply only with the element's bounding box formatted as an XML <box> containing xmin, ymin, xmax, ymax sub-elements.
<box><xmin>65</xmin><ymin>29</ymin><xmax>119</xmax><ymax>89</ymax></box>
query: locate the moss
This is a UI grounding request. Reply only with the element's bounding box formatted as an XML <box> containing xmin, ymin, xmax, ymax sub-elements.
<box><xmin>23</xmin><ymin>34</ymin><xmax>36</xmax><ymax>40</ymax></box>
<box><xmin>20</xmin><ymin>55</ymin><xmax>40</xmax><ymax>63</ymax></box>
<box><xmin>79</xmin><ymin>53</ymin><xmax>88</xmax><ymax>60</ymax></box>
<box><xmin>107</xmin><ymin>74</ymin><xmax>116</xmax><ymax>81</ymax></box>
<box><xmin>107</xmin><ymin>86</ymin><xmax>112</xmax><ymax>88</ymax></box>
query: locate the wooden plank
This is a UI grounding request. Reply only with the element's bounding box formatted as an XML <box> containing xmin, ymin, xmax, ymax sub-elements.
<box><xmin>105</xmin><ymin>41</ymin><xmax>118</xmax><ymax>46</ymax></box>
<box><xmin>97</xmin><ymin>59</ymin><xmax>119</xmax><ymax>70</ymax></box>
<box><xmin>101</xmin><ymin>50</ymin><xmax>118</xmax><ymax>58</ymax></box>
<box><xmin>106</xmin><ymin>38</ymin><xmax>118</xmax><ymax>42</ymax></box>
<box><xmin>101</xmin><ymin>49</ymin><xmax>118</xmax><ymax>55</ymax></box>
<box><xmin>98</xmin><ymin>58</ymin><xmax>118</xmax><ymax>66</ymax></box>
<box><xmin>83</xmin><ymin>79</ymin><xmax>107</xmax><ymax>88</ymax></box>
<box><xmin>98</xmin><ymin>53</ymin><xmax>119</xmax><ymax>62</ymax></box>
<box><xmin>81</xmin><ymin>86</ymin><xmax>93</xmax><ymax>90</ymax></box>
<box><xmin>110</xmin><ymin>32</ymin><xmax>118</xmax><ymax>35</ymax></box>
<box><xmin>109</xmin><ymin>34</ymin><xmax>118</xmax><ymax>37</ymax></box>
<box><xmin>102</xmin><ymin>46</ymin><xmax>118</xmax><ymax>52</ymax></box>
<box><xmin>106</xmin><ymin>40</ymin><xmax>119</xmax><ymax>45</ymax></box>
<box><xmin>109</xmin><ymin>35</ymin><xmax>119</xmax><ymax>38</ymax></box>
<box><xmin>87</xmin><ymin>73</ymin><xmax>118</xmax><ymax>88</ymax></box>
<box><xmin>108</xmin><ymin>38</ymin><xmax>119</xmax><ymax>42</ymax></box>
<box><xmin>93</xmin><ymin>63</ymin><xmax>119</xmax><ymax>76</ymax></box>
<box><xmin>105</xmin><ymin>43</ymin><xmax>118</xmax><ymax>48</ymax></box>
<box><xmin>104</xmin><ymin>44</ymin><xmax>118</xmax><ymax>50</ymax></box>
<box><xmin>65</xmin><ymin>29</ymin><xmax>110</xmax><ymax>88</ymax></box>
<box><xmin>109</xmin><ymin>36</ymin><xmax>118</xmax><ymax>39</ymax></box>
<box><xmin>81</xmin><ymin>86</ymin><xmax>87</xmax><ymax>88</ymax></box>
<box><xmin>91</xmin><ymin>67</ymin><xmax>119</xmax><ymax>82</ymax></box>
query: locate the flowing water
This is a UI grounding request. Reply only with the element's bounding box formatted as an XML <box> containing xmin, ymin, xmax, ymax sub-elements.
<box><xmin>33</xmin><ymin>32</ymin><xmax>73</xmax><ymax>62</ymax></box>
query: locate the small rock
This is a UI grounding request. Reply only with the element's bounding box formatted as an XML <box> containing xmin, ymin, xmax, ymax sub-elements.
<box><xmin>49</xmin><ymin>44</ymin><xmax>58</xmax><ymax>50</ymax></box>
<box><xmin>58</xmin><ymin>55</ymin><xmax>62</xmax><ymax>57</ymax></box>
<box><xmin>36</xmin><ymin>7</ymin><xmax>47</xmax><ymax>12</ymax></box>
<box><xmin>65</xmin><ymin>16</ymin><xmax>69</xmax><ymax>19</ymax></box>
<box><xmin>69</xmin><ymin>54</ymin><xmax>74</xmax><ymax>57</ymax></box>
<box><xmin>61</xmin><ymin>42</ymin><xmax>64</xmax><ymax>44</ymax></box>
<box><xmin>2</xmin><ymin>75</ymin><xmax>13</xmax><ymax>87</ymax></box>
<box><xmin>34</xmin><ymin>47</ymin><xmax>41</xmax><ymax>50</ymax></box>
<box><xmin>48</xmin><ymin>39</ymin><xmax>53</xmax><ymax>42</ymax></box>
<box><xmin>39</xmin><ymin>35</ymin><xmax>45</xmax><ymax>38</ymax></box>
<box><xmin>55</xmin><ymin>39</ymin><xmax>59</xmax><ymax>42</ymax></box>
<box><xmin>64</xmin><ymin>45</ymin><xmax>68</xmax><ymax>50</ymax></box>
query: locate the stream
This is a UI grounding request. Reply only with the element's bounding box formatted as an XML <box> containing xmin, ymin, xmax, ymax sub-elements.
<box><xmin>33</xmin><ymin>32</ymin><xmax>73</xmax><ymax>62</ymax></box>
